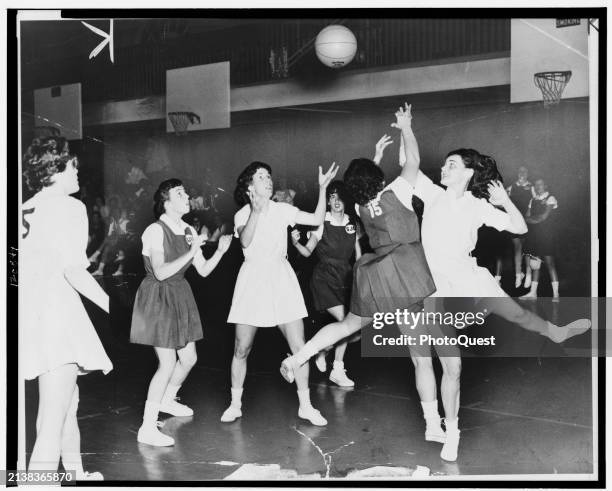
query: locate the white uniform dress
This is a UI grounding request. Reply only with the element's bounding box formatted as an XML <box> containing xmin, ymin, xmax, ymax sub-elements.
<box><xmin>418</xmin><ymin>180</ymin><xmax>511</xmax><ymax>298</ymax></box>
<box><xmin>227</xmin><ymin>200</ymin><xmax>308</xmax><ymax>327</ymax></box>
<box><xmin>20</xmin><ymin>192</ymin><xmax>113</xmax><ymax>380</ymax></box>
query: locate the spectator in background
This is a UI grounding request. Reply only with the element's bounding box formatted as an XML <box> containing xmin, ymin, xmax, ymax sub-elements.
<box><xmin>520</xmin><ymin>178</ymin><xmax>560</xmax><ymax>301</ymax></box>
<box><xmin>189</xmin><ymin>187</ymin><xmax>206</xmax><ymax>211</ymax></box>
<box><xmin>87</xmin><ymin>211</ymin><xmax>106</xmax><ymax>257</ymax></box>
<box><xmin>89</xmin><ymin>205</ymin><xmax>130</xmax><ymax>276</ymax></box>
<box><xmin>507</xmin><ymin>166</ymin><xmax>533</xmax><ymax>288</ymax></box>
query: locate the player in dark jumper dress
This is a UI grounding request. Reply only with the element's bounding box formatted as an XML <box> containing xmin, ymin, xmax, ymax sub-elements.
<box><xmin>130</xmin><ymin>179</ymin><xmax>231</xmax><ymax>447</ymax></box>
<box><xmin>291</xmin><ymin>180</ymin><xmax>362</xmax><ymax>386</ymax></box>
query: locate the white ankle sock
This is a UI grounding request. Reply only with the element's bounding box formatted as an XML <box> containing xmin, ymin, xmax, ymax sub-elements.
<box><xmin>297</xmin><ymin>389</ymin><xmax>312</xmax><ymax>408</ymax></box>
<box><xmin>552</xmin><ymin>281</ymin><xmax>559</xmax><ymax>296</ymax></box>
<box><xmin>445</xmin><ymin>417</ymin><xmax>459</xmax><ymax>433</ymax></box>
<box><xmin>529</xmin><ymin>281</ymin><xmax>538</xmax><ymax>295</ymax></box>
<box><xmin>296</xmin><ymin>342</ymin><xmax>318</xmax><ymax>365</ymax></box>
<box><xmin>162</xmin><ymin>383</ymin><xmax>180</xmax><ymax>402</ymax></box>
<box><xmin>420</xmin><ymin>400</ymin><xmax>440</xmax><ymax>420</ymax></box>
<box><xmin>143</xmin><ymin>400</ymin><xmax>160</xmax><ymax>425</ymax></box>
<box><xmin>230</xmin><ymin>387</ymin><xmax>243</xmax><ymax>408</ymax></box>
<box><xmin>332</xmin><ymin>360</ymin><xmax>344</xmax><ymax>370</ymax></box>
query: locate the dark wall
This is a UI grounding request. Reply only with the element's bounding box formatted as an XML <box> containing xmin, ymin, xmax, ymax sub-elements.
<box><xmin>100</xmin><ymin>97</ymin><xmax>591</xmax><ymax>293</ymax></box>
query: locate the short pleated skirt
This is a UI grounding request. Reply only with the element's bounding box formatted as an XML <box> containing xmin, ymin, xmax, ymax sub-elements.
<box><xmin>524</xmin><ymin>220</ymin><xmax>557</xmax><ymax>257</ymax></box>
<box><xmin>228</xmin><ymin>256</ymin><xmax>307</xmax><ymax>327</ymax></box>
<box><xmin>350</xmin><ymin>243</ymin><xmax>436</xmax><ymax>318</ymax></box>
<box><xmin>130</xmin><ymin>275</ymin><xmax>203</xmax><ymax>349</ymax></box>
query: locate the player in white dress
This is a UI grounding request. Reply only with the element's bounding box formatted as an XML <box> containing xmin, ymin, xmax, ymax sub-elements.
<box><xmin>401</xmin><ymin>105</ymin><xmax>591</xmax><ymax>462</ymax></box>
<box><xmin>21</xmin><ymin>137</ymin><xmax>112</xmax><ymax>479</ymax></box>
<box><xmin>221</xmin><ymin>161</ymin><xmax>338</xmax><ymax>426</ymax></box>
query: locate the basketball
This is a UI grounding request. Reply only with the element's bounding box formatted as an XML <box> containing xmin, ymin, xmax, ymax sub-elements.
<box><xmin>314</xmin><ymin>25</ymin><xmax>358</xmax><ymax>69</ymax></box>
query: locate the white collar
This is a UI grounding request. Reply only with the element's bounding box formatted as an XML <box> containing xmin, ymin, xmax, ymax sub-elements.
<box><xmin>325</xmin><ymin>211</ymin><xmax>349</xmax><ymax>226</ymax></box>
<box><xmin>160</xmin><ymin>213</ymin><xmax>188</xmax><ymax>234</ymax></box>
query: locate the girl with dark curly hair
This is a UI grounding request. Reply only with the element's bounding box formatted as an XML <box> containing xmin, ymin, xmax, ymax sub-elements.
<box><xmin>290</xmin><ymin>179</ymin><xmax>362</xmax><ymax>387</ymax></box>
<box><xmin>21</xmin><ymin>137</ymin><xmax>112</xmax><ymax>479</ymax></box>
<box><xmin>130</xmin><ymin>179</ymin><xmax>232</xmax><ymax>446</ymax></box>
<box><xmin>221</xmin><ymin>161</ymin><xmax>338</xmax><ymax>427</ymax></box>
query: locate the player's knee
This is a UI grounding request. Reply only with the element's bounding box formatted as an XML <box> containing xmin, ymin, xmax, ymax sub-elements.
<box><xmin>181</xmin><ymin>351</ymin><xmax>197</xmax><ymax>369</ymax></box>
<box><xmin>443</xmin><ymin>358</ymin><xmax>462</xmax><ymax>380</ymax></box>
<box><xmin>411</xmin><ymin>355</ymin><xmax>433</xmax><ymax>370</ymax></box>
<box><xmin>157</xmin><ymin>358</ymin><xmax>176</xmax><ymax>375</ymax></box>
<box><xmin>234</xmin><ymin>344</ymin><xmax>252</xmax><ymax>360</ymax></box>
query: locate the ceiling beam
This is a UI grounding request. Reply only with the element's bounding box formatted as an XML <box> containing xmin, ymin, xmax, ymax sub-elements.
<box><xmin>83</xmin><ymin>57</ymin><xmax>509</xmax><ymax>127</ymax></box>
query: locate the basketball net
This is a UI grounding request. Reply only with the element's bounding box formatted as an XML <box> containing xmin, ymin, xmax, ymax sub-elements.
<box><xmin>534</xmin><ymin>71</ymin><xmax>572</xmax><ymax>106</ymax></box>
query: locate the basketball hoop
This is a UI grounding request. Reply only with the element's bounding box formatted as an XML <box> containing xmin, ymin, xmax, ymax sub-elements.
<box><xmin>33</xmin><ymin>126</ymin><xmax>61</xmax><ymax>138</ymax></box>
<box><xmin>534</xmin><ymin>71</ymin><xmax>572</xmax><ymax>106</ymax></box>
<box><xmin>168</xmin><ymin>111</ymin><xmax>201</xmax><ymax>135</ymax></box>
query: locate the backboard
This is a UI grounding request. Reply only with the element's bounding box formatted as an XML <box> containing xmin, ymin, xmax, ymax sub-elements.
<box><xmin>510</xmin><ymin>18</ymin><xmax>589</xmax><ymax>103</ymax></box>
<box><xmin>166</xmin><ymin>62</ymin><xmax>231</xmax><ymax>133</ymax></box>
<box><xmin>33</xmin><ymin>83</ymin><xmax>82</xmax><ymax>140</ymax></box>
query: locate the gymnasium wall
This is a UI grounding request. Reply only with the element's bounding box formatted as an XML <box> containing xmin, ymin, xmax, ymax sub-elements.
<box><xmin>99</xmin><ymin>98</ymin><xmax>591</xmax><ymax>293</ymax></box>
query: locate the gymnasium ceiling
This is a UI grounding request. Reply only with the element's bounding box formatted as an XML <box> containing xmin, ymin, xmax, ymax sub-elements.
<box><xmin>20</xmin><ymin>18</ymin><xmax>336</xmax><ymax>64</ymax></box>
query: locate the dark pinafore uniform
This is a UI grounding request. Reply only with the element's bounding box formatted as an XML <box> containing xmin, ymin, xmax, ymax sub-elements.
<box><xmin>130</xmin><ymin>220</ymin><xmax>203</xmax><ymax>348</ymax></box>
<box><xmin>508</xmin><ymin>181</ymin><xmax>533</xmax><ymax>216</ymax></box>
<box><xmin>525</xmin><ymin>194</ymin><xmax>558</xmax><ymax>257</ymax></box>
<box><xmin>310</xmin><ymin>217</ymin><xmax>356</xmax><ymax>311</ymax></box>
<box><xmin>350</xmin><ymin>190</ymin><xmax>436</xmax><ymax>317</ymax></box>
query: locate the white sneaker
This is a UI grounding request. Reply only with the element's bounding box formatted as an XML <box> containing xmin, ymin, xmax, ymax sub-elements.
<box><xmin>425</xmin><ymin>418</ymin><xmax>447</xmax><ymax>443</ymax></box>
<box><xmin>515</xmin><ymin>273</ymin><xmax>525</xmax><ymax>289</ymax></box>
<box><xmin>298</xmin><ymin>406</ymin><xmax>327</xmax><ymax>426</ymax></box>
<box><xmin>440</xmin><ymin>429</ymin><xmax>460</xmax><ymax>462</ymax></box>
<box><xmin>547</xmin><ymin>319</ymin><xmax>591</xmax><ymax>344</ymax></box>
<box><xmin>220</xmin><ymin>405</ymin><xmax>242</xmax><ymax>423</ymax></box>
<box><xmin>552</xmin><ymin>294</ymin><xmax>560</xmax><ymax>303</ymax></box>
<box><xmin>523</xmin><ymin>273</ymin><xmax>532</xmax><ymax>288</ymax></box>
<box><xmin>160</xmin><ymin>397</ymin><xmax>193</xmax><ymax>417</ymax></box>
<box><xmin>315</xmin><ymin>353</ymin><xmax>327</xmax><ymax>373</ymax></box>
<box><xmin>76</xmin><ymin>471</ymin><xmax>104</xmax><ymax>481</ymax></box>
<box><xmin>137</xmin><ymin>423</ymin><xmax>175</xmax><ymax>447</ymax></box>
<box><xmin>280</xmin><ymin>355</ymin><xmax>299</xmax><ymax>383</ymax></box>
<box><xmin>329</xmin><ymin>367</ymin><xmax>355</xmax><ymax>387</ymax></box>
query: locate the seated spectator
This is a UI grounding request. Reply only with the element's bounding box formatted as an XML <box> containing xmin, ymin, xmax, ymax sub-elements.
<box><xmin>189</xmin><ymin>187</ymin><xmax>206</xmax><ymax>211</ymax></box>
<box><xmin>89</xmin><ymin>205</ymin><xmax>129</xmax><ymax>276</ymax></box>
<box><xmin>87</xmin><ymin>211</ymin><xmax>106</xmax><ymax>257</ymax></box>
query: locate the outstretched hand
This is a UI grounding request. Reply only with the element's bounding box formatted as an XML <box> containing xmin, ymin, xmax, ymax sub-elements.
<box><xmin>390</xmin><ymin>103</ymin><xmax>413</xmax><ymax>131</ymax></box>
<box><xmin>373</xmin><ymin>134</ymin><xmax>393</xmax><ymax>165</ymax></box>
<box><xmin>487</xmin><ymin>181</ymin><xmax>510</xmax><ymax>206</ymax></box>
<box><xmin>318</xmin><ymin>162</ymin><xmax>339</xmax><ymax>188</ymax></box>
